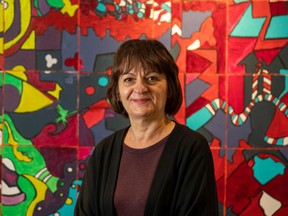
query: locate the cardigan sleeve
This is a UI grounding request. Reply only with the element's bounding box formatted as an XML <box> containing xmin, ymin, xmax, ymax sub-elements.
<box><xmin>174</xmin><ymin>134</ymin><xmax>219</xmax><ymax>216</ymax></box>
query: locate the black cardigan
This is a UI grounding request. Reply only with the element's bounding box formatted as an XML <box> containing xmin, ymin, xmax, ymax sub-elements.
<box><xmin>75</xmin><ymin>122</ymin><xmax>219</xmax><ymax>216</ymax></box>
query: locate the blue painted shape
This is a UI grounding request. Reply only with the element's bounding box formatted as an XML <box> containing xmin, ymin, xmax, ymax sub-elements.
<box><xmin>79</xmin><ymin>28</ymin><xmax>119</xmax><ymax>72</ymax></box>
<box><xmin>182</xmin><ymin>11</ymin><xmax>211</xmax><ymax>38</ymax></box>
<box><xmin>230</xmin><ymin>5</ymin><xmax>266</xmax><ymax>37</ymax></box>
<box><xmin>266</xmin><ymin>15</ymin><xmax>288</xmax><ymax>39</ymax></box>
<box><xmin>252</xmin><ymin>155</ymin><xmax>285</xmax><ymax>185</ymax></box>
<box><xmin>186</xmin><ymin>78</ymin><xmax>210</xmax><ymax>107</ymax></box>
<box><xmin>186</xmin><ymin>107</ymin><xmax>213</xmax><ymax>130</ymax></box>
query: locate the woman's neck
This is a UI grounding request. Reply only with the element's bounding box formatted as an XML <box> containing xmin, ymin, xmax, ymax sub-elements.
<box><xmin>124</xmin><ymin>117</ymin><xmax>175</xmax><ymax>149</ymax></box>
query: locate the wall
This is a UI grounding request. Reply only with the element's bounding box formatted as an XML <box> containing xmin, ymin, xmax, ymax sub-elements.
<box><xmin>1</xmin><ymin>0</ymin><xmax>288</xmax><ymax>215</ymax></box>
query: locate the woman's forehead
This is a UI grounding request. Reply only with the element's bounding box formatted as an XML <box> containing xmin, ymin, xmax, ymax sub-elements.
<box><xmin>121</xmin><ymin>67</ymin><xmax>162</xmax><ymax>75</ymax></box>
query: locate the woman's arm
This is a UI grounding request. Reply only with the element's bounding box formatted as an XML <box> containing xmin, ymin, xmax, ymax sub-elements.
<box><xmin>175</xmin><ymin>135</ymin><xmax>219</xmax><ymax>216</ymax></box>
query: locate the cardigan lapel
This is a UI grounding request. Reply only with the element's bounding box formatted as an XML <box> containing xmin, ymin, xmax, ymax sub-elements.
<box><xmin>144</xmin><ymin>123</ymin><xmax>183</xmax><ymax>215</ymax></box>
<box><xmin>103</xmin><ymin>127</ymin><xmax>128</xmax><ymax>215</ymax></box>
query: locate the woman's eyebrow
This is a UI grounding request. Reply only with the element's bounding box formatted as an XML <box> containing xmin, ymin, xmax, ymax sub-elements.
<box><xmin>122</xmin><ymin>70</ymin><xmax>133</xmax><ymax>75</ymax></box>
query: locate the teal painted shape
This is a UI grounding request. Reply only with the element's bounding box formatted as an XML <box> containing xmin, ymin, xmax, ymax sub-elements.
<box><xmin>186</xmin><ymin>107</ymin><xmax>213</xmax><ymax>130</ymax></box>
<box><xmin>50</xmin><ymin>180</ymin><xmax>81</xmax><ymax>215</ymax></box>
<box><xmin>280</xmin><ymin>69</ymin><xmax>288</xmax><ymax>74</ymax></box>
<box><xmin>234</xmin><ymin>0</ymin><xmax>249</xmax><ymax>3</ymax></box>
<box><xmin>279</xmin><ymin>69</ymin><xmax>288</xmax><ymax>98</ymax></box>
<box><xmin>211</xmin><ymin>100</ymin><xmax>218</xmax><ymax>109</ymax></box>
<box><xmin>96</xmin><ymin>2</ymin><xmax>107</xmax><ymax>13</ymax></box>
<box><xmin>276</xmin><ymin>138</ymin><xmax>284</xmax><ymax>146</ymax></box>
<box><xmin>230</xmin><ymin>5</ymin><xmax>266</xmax><ymax>37</ymax></box>
<box><xmin>266</xmin><ymin>15</ymin><xmax>288</xmax><ymax>39</ymax></box>
<box><xmin>98</xmin><ymin>76</ymin><xmax>109</xmax><ymax>87</ymax></box>
<box><xmin>252</xmin><ymin>156</ymin><xmax>285</xmax><ymax>185</ymax></box>
<box><xmin>162</xmin><ymin>3</ymin><xmax>171</xmax><ymax>13</ymax></box>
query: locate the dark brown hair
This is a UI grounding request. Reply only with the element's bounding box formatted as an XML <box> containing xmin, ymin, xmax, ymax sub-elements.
<box><xmin>106</xmin><ymin>39</ymin><xmax>182</xmax><ymax>117</ymax></box>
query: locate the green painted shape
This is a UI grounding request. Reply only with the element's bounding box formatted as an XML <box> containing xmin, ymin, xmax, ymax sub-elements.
<box><xmin>2</xmin><ymin>176</ymin><xmax>35</xmax><ymax>216</ymax></box>
<box><xmin>2</xmin><ymin>114</ymin><xmax>32</xmax><ymax>145</ymax></box>
<box><xmin>47</xmin><ymin>0</ymin><xmax>64</xmax><ymax>8</ymax></box>
<box><xmin>3</xmin><ymin>73</ymin><xmax>23</xmax><ymax>93</ymax></box>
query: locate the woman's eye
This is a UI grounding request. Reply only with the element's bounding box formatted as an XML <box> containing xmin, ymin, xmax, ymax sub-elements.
<box><xmin>123</xmin><ymin>77</ymin><xmax>133</xmax><ymax>83</ymax></box>
<box><xmin>147</xmin><ymin>76</ymin><xmax>158</xmax><ymax>82</ymax></box>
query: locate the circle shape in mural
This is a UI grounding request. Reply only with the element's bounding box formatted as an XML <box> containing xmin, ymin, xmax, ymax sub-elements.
<box><xmin>98</xmin><ymin>76</ymin><xmax>109</xmax><ymax>87</ymax></box>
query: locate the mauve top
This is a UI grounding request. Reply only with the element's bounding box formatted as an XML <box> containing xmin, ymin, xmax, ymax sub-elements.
<box><xmin>114</xmin><ymin>136</ymin><xmax>168</xmax><ymax>216</ymax></box>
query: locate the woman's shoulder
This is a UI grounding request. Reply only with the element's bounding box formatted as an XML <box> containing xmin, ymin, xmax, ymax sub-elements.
<box><xmin>93</xmin><ymin>126</ymin><xmax>128</xmax><ymax>152</ymax></box>
<box><xmin>172</xmin><ymin>122</ymin><xmax>207</xmax><ymax>143</ymax></box>
<box><xmin>170</xmin><ymin>122</ymin><xmax>210</xmax><ymax>153</ymax></box>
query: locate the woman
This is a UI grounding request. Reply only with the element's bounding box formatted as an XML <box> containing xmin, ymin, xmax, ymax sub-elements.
<box><xmin>75</xmin><ymin>39</ymin><xmax>218</xmax><ymax>215</ymax></box>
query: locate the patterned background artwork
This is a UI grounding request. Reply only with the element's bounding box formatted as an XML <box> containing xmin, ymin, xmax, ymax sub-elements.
<box><xmin>0</xmin><ymin>0</ymin><xmax>288</xmax><ymax>215</ymax></box>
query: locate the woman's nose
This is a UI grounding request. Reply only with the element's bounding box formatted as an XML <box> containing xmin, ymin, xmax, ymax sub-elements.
<box><xmin>134</xmin><ymin>79</ymin><xmax>147</xmax><ymax>94</ymax></box>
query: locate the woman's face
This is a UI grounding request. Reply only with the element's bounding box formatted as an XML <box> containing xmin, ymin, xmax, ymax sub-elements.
<box><xmin>118</xmin><ymin>68</ymin><xmax>168</xmax><ymax>121</ymax></box>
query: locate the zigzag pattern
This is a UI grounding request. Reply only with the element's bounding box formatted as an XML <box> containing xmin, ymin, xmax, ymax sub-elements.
<box><xmin>203</xmin><ymin>68</ymin><xmax>288</xmax><ymax>146</ymax></box>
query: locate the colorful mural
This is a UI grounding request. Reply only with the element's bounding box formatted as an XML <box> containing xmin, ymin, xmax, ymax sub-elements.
<box><xmin>1</xmin><ymin>0</ymin><xmax>288</xmax><ymax>215</ymax></box>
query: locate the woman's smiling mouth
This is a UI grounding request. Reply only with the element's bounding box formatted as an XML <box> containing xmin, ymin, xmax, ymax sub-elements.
<box><xmin>131</xmin><ymin>98</ymin><xmax>150</xmax><ymax>105</ymax></box>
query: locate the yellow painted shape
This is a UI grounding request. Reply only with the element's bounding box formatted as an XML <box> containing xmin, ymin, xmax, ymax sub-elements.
<box><xmin>15</xmin><ymin>82</ymin><xmax>54</xmax><ymax>113</ymax></box>
<box><xmin>4</xmin><ymin>121</ymin><xmax>19</xmax><ymax>145</ymax></box>
<box><xmin>0</xmin><ymin>38</ymin><xmax>3</xmax><ymax>54</ymax></box>
<box><xmin>0</xmin><ymin>2</ymin><xmax>3</xmax><ymax>32</ymax></box>
<box><xmin>47</xmin><ymin>83</ymin><xmax>62</xmax><ymax>99</ymax></box>
<box><xmin>4</xmin><ymin>121</ymin><xmax>32</xmax><ymax>162</ymax></box>
<box><xmin>24</xmin><ymin>174</ymin><xmax>48</xmax><ymax>216</ymax></box>
<box><xmin>13</xmin><ymin>146</ymin><xmax>32</xmax><ymax>162</ymax></box>
<box><xmin>4</xmin><ymin>0</ymin><xmax>14</xmax><ymax>32</ymax></box>
<box><xmin>22</xmin><ymin>30</ymin><xmax>36</xmax><ymax>49</ymax></box>
<box><xmin>4</xmin><ymin>0</ymin><xmax>31</xmax><ymax>50</ymax></box>
<box><xmin>7</xmin><ymin>66</ymin><xmax>28</xmax><ymax>81</ymax></box>
<box><xmin>61</xmin><ymin>0</ymin><xmax>79</xmax><ymax>17</ymax></box>
<box><xmin>65</xmin><ymin>197</ymin><xmax>73</xmax><ymax>205</ymax></box>
<box><xmin>0</xmin><ymin>2</ymin><xmax>3</xmax><ymax>54</ymax></box>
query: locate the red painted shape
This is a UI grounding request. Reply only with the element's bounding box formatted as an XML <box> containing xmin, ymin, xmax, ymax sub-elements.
<box><xmin>186</xmin><ymin>96</ymin><xmax>210</xmax><ymax>117</ymax></box>
<box><xmin>65</xmin><ymin>52</ymin><xmax>84</xmax><ymax>70</ymax></box>
<box><xmin>186</xmin><ymin>51</ymin><xmax>211</xmax><ymax>73</ymax></box>
<box><xmin>254</xmin><ymin>49</ymin><xmax>281</xmax><ymax>65</ymax></box>
<box><xmin>82</xmin><ymin>99</ymin><xmax>110</xmax><ymax>128</ymax></box>
<box><xmin>86</xmin><ymin>86</ymin><xmax>95</xmax><ymax>95</ymax></box>
<box><xmin>228</xmin><ymin>75</ymin><xmax>244</xmax><ymax>114</ymax></box>
<box><xmin>269</xmin><ymin>2</ymin><xmax>288</xmax><ymax>16</ymax></box>
<box><xmin>266</xmin><ymin>93</ymin><xmax>288</xmax><ymax>138</ymax></box>
<box><xmin>32</xmin><ymin>116</ymin><xmax>78</xmax><ymax>147</ymax></box>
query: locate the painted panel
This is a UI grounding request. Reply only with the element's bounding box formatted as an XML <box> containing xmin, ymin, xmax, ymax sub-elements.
<box><xmin>0</xmin><ymin>0</ymin><xmax>287</xmax><ymax>215</ymax></box>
